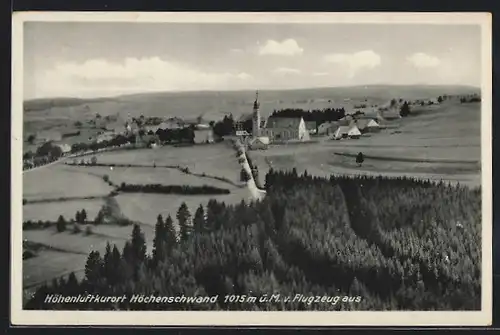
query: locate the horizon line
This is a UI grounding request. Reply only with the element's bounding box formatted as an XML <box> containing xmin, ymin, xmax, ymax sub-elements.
<box><xmin>24</xmin><ymin>83</ymin><xmax>481</xmax><ymax>103</ymax></box>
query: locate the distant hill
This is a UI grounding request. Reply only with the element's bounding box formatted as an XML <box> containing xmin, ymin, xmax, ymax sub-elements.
<box><xmin>24</xmin><ymin>97</ymin><xmax>118</xmax><ymax>112</ymax></box>
<box><xmin>23</xmin><ymin>85</ymin><xmax>480</xmax><ymax>127</ymax></box>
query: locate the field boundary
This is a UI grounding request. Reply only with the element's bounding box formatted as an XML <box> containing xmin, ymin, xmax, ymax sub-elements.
<box><xmin>63</xmin><ymin>162</ymin><xmax>244</xmax><ymax>189</ymax></box>
<box><xmin>24</xmin><ymin>195</ymin><xmax>108</xmax><ymax>205</ymax></box>
<box><xmin>334</xmin><ymin>152</ymin><xmax>479</xmax><ymax>165</ymax></box>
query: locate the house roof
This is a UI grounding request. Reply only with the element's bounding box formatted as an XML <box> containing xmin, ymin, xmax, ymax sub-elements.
<box><xmin>348</xmin><ymin>125</ymin><xmax>361</xmax><ymax>136</ymax></box>
<box><xmin>334</xmin><ymin>126</ymin><xmax>351</xmax><ymax>135</ymax></box>
<box><xmin>266</xmin><ymin>117</ymin><xmax>303</xmax><ymax>129</ymax></box>
<box><xmin>353</xmin><ymin>119</ymin><xmax>379</xmax><ymax>130</ymax></box>
<box><xmin>250</xmin><ymin>136</ymin><xmax>270</xmax><ymax>145</ymax></box>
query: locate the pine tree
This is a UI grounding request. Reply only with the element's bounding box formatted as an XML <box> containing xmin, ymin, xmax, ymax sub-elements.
<box><xmin>75</xmin><ymin>210</ymin><xmax>81</xmax><ymax>223</ymax></box>
<box><xmin>110</xmin><ymin>244</ymin><xmax>122</xmax><ymax>285</ymax></box>
<box><xmin>177</xmin><ymin>202</ymin><xmax>192</xmax><ymax>242</ymax></box>
<box><xmin>66</xmin><ymin>272</ymin><xmax>79</xmax><ymax>295</ymax></box>
<box><xmin>81</xmin><ymin>209</ymin><xmax>87</xmax><ymax>223</ymax></box>
<box><xmin>400</xmin><ymin>101</ymin><xmax>410</xmax><ymax>117</ymax></box>
<box><xmin>193</xmin><ymin>204</ymin><xmax>206</xmax><ymax>234</ymax></box>
<box><xmin>131</xmin><ymin>224</ymin><xmax>147</xmax><ymax>264</ymax></box>
<box><xmin>56</xmin><ymin>215</ymin><xmax>67</xmax><ymax>232</ymax></box>
<box><xmin>85</xmin><ymin>251</ymin><xmax>103</xmax><ymax>286</ymax></box>
<box><xmin>164</xmin><ymin>215</ymin><xmax>177</xmax><ymax>251</ymax></box>
<box><xmin>356</xmin><ymin>152</ymin><xmax>365</xmax><ymax>167</ymax></box>
<box><xmin>152</xmin><ymin>214</ymin><xmax>165</xmax><ymax>265</ymax></box>
<box><xmin>103</xmin><ymin>242</ymin><xmax>113</xmax><ymax>283</ymax></box>
<box><xmin>94</xmin><ymin>209</ymin><xmax>105</xmax><ymax>225</ymax></box>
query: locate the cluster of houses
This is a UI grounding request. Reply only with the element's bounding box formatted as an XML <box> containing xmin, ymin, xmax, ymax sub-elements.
<box><xmin>233</xmin><ymin>91</ymin><xmax>402</xmax><ymax>150</ymax></box>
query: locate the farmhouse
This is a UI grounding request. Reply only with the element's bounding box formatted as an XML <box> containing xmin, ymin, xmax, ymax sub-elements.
<box><xmin>317</xmin><ymin>121</ymin><xmax>339</xmax><ymax>135</ymax></box>
<box><xmin>332</xmin><ymin>125</ymin><xmax>361</xmax><ymax>140</ymax></box>
<box><xmin>353</xmin><ymin>119</ymin><xmax>380</xmax><ymax>133</ymax></box>
<box><xmin>194</xmin><ymin>128</ymin><xmax>215</xmax><ymax>144</ymax></box>
<box><xmin>248</xmin><ymin>136</ymin><xmax>270</xmax><ymax>150</ymax></box>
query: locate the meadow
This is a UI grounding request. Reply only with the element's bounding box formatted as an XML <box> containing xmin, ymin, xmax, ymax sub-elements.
<box><xmin>23</xmin><ymin>222</ymin><xmax>156</xmax><ymax>293</ymax></box>
<box><xmin>61</xmin><ymin>165</ymin><xmax>237</xmax><ymax>189</ymax></box>
<box><xmin>23</xmin><ymin>164</ymin><xmax>114</xmax><ymax>201</ymax></box>
<box><xmin>90</xmin><ymin>142</ymin><xmax>242</xmax><ymax>182</ymax></box>
<box><xmin>23</xmin><ymin>198</ymin><xmax>104</xmax><ymax>222</ymax></box>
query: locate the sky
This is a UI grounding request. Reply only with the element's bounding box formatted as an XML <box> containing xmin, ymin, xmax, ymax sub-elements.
<box><xmin>23</xmin><ymin>22</ymin><xmax>482</xmax><ymax>100</ymax></box>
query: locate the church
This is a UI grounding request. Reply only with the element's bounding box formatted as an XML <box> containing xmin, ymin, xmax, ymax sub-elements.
<box><xmin>237</xmin><ymin>91</ymin><xmax>310</xmax><ymax>143</ymax></box>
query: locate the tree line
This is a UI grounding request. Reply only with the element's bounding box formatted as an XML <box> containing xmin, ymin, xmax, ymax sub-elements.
<box><xmin>271</xmin><ymin>107</ymin><xmax>347</xmax><ymax>124</ymax></box>
<box><xmin>26</xmin><ymin>168</ymin><xmax>480</xmax><ymax>311</ymax></box>
<box><xmin>116</xmin><ymin>183</ymin><xmax>231</xmax><ymax>195</ymax></box>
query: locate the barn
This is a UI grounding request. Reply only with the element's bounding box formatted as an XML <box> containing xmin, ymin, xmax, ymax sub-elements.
<box><xmin>332</xmin><ymin>125</ymin><xmax>361</xmax><ymax>140</ymax></box>
<box><xmin>261</xmin><ymin>116</ymin><xmax>310</xmax><ymax>142</ymax></box>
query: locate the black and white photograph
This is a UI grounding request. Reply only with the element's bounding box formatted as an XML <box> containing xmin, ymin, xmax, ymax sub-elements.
<box><xmin>11</xmin><ymin>12</ymin><xmax>492</xmax><ymax>326</ymax></box>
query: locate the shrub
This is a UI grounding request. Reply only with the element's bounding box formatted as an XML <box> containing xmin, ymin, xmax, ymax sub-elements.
<box><xmin>85</xmin><ymin>226</ymin><xmax>93</xmax><ymax>235</ymax></box>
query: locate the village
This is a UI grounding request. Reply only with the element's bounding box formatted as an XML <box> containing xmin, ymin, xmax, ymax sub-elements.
<box><xmin>23</xmin><ymin>90</ymin><xmax>467</xmax><ymax>172</ymax></box>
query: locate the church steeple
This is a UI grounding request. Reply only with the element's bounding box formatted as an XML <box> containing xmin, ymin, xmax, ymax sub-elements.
<box><xmin>253</xmin><ymin>90</ymin><xmax>260</xmax><ymax>110</ymax></box>
<box><xmin>252</xmin><ymin>90</ymin><xmax>261</xmax><ymax>138</ymax></box>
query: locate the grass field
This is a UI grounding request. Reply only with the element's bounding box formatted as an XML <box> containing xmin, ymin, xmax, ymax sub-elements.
<box><xmin>92</xmin><ymin>142</ymin><xmax>242</xmax><ymax>183</ymax></box>
<box><xmin>23</xmin><ymin>164</ymin><xmax>114</xmax><ymax>201</ymax></box>
<box><xmin>23</xmin><ymin>222</ymin><xmax>155</xmax><ymax>291</ymax></box>
<box><xmin>114</xmin><ymin>187</ymin><xmax>251</xmax><ymax>227</ymax></box>
<box><xmin>23</xmin><ymin>198</ymin><xmax>105</xmax><ymax>222</ymax></box>
<box><xmin>61</xmin><ymin>165</ymin><xmax>236</xmax><ymax>189</ymax></box>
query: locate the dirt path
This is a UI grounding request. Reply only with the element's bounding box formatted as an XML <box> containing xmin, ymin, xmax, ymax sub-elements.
<box><xmin>234</xmin><ymin>141</ymin><xmax>266</xmax><ymax>201</ymax></box>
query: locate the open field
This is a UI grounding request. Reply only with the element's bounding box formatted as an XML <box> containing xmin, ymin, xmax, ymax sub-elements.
<box><xmin>23</xmin><ymin>198</ymin><xmax>105</xmax><ymax>222</ymax></box>
<box><xmin>114</xmin><ymin>188</ymin><xmax>251</xmax><ymax>227</ymax></box>
<box><xmin>23</xmin><ymin>250</ymin><xmax>87</xmax><ymax>289</ymax></box>
<box><xmin>60</xmin><ymin>165</ymin><xmax>236</xmax><ymax>189</ymax></box>
<box><xmin>23</xmin><ymin>222</ymin><xmax>155</xmax><ymax>290</ymax></box>
<box><xmin>23</xmin><ymin>164</ymin><xmax>114</xmax><ymax>201</ymax></box>
<box><xmin>92</xmin><ymin>142</ymin><xmax>242</xmax><ymax>183</ymax></box>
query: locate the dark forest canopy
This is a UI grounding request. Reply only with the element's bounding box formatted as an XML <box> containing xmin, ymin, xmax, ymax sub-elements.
<box><xmin>270</xmin><ymin>108</ymin><xmax>347</xmax><ymax>125</ymax></box>
<box><xmin>26</xmin><ymin>171</ymin><xmax>481</xmax><ymax>311</ymax></box>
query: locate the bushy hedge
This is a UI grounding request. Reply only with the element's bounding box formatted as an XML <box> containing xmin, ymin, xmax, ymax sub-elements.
<box><xmin>116</xmin><ymin>183</ymin><xmax>231</xmax><ymax>195</ymax></box>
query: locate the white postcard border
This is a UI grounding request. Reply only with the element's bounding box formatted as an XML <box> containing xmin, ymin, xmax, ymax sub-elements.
<box><xmin>10</xmin><ymin>11</ymin><xmax>493</xmax><ymax>326</ymax></box>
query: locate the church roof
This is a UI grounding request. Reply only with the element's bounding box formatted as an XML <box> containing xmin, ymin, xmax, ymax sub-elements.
<box><xmin>266</xmin><ymin>116</ymin><xmax>303</xmax><ymax>129</ymax></box>
<box><xmin>237</xmin><ymin>113</ymin><xmax>253</xmax><ymax>122</ymax></box>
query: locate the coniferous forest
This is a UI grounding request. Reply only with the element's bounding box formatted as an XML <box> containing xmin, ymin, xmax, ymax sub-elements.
<box><xmin>25</xmin><ymin>169</ymin><xmax>481</xmax><ymax>311</ymax></box>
